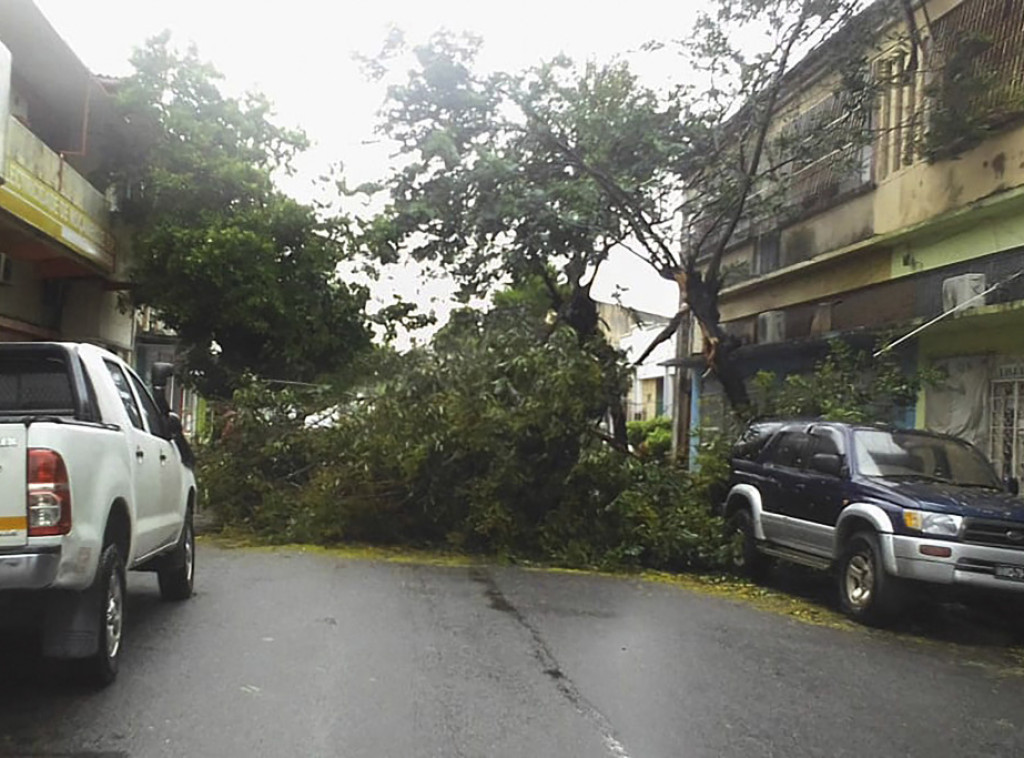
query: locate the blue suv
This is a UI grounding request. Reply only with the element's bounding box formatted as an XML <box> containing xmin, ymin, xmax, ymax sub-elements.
<box><xmin>724</xmin><ymin>421</ymin><xmax>1024</xmax><ymax>625</ymax></box>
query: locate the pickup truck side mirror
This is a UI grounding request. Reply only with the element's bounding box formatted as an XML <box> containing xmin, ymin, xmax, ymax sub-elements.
<box><xmin>810</xmin><ymin>452</ymin><xmax>844</xmax><ymax>477</ymax></box>
<box><xmin>1006</xmin><ymin>476</ymin><xmax>1020</xmax><ymax>496</ymax></box>
<box><xmin>165</xmin><ymin>412</ymin><xmax>183</xmax><ymax>438</ymax></box>
<box><xmin>150</xmin><ymin>362</ymin><xmax>175</xmax><ymax>415</ymax></box>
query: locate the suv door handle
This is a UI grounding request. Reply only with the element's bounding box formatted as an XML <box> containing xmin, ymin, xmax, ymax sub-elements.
<box><xmin>159</xmin><ymin>451</ymin><xmax>168</xmax><ymax>464</ymax></box>
<box><xmin>136</xmin><ymin>448</ymin><xmax>145</xmax><ymax>462</ymax></box>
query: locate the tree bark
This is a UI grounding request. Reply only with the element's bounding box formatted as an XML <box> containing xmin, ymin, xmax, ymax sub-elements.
<box><xmin>558</xmin><ymin>284</ymin><xmax>630</xmax><ymax>449</ymax></box>
<box><xmin>683</xmin><ymin>271</ymin><xmax>751</xmax><ymax>416</ymax></box>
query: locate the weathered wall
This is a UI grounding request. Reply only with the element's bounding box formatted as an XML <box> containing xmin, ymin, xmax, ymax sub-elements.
<box><xmin>875</xmin><ymin>124</ymin><xmax>1024</xmax><ymax>237</ymax></box>
<box><xmin>59</xmin><ymin>279</ymin><xmax>134</xmax><ymax>353</ymax></box>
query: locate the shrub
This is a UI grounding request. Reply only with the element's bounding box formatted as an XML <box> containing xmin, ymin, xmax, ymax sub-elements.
<box><xmin>627</xmin><ymin>417</ymin><xmax>674</xmax><ymax>460</ymax></box>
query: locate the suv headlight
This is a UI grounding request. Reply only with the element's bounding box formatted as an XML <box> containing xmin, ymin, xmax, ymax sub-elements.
<box><xmin>903</xmin><ymin>510</ymin><xmax>963</xmax><ymax>537</ymax></box>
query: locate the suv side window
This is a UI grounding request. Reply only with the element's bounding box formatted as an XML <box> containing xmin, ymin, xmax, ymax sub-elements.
<box><xmin>765</xmin><ymin>431</ymin><xmax>811</xmax><ymax>468</ymax></box>
<box><xmin>733</xmin><ymin>423</ymin><xmax>780</xmax><ymax>461</ymax></box>
<box><xmin>809</xmin><ymin>429</ymin><xmax>843</xmax><ymax>457</ymax></box>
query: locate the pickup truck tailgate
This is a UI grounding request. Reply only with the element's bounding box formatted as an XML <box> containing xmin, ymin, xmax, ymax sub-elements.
<box><xmin>0</xmin><ymin>424</ymin><xmax>27</xmax><ymax>547</ymax></box>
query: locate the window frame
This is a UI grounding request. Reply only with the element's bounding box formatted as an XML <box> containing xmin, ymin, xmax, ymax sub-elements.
<box><xmin>125</xmin><ymin>367</ymin><xmax>167</xmax><ymax>439</ymax></box>
<box><xmin>103</xmin><ymin>360</ymin><xmax>145</xmax><ymax>432</ymax></box>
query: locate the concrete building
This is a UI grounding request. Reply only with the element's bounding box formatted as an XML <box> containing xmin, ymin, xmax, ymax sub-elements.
<box><xmin>620</xmin><ymin>323</ymin><xmax>676</xmax><ymax>421</ymax></box>
<box><xmin>678</xmin><ymin>0</ymin><xmax>1024</xmax><ymax>480</ymax></box>
<box><xmin>0</xmin><ymin>1</ymin><xmax>133</xmax><ymax>354</ymax></box>
<box><xmin>596</xmin><ymin>301</ymin><xmax>675</xmax><ymax>421</ymax></box>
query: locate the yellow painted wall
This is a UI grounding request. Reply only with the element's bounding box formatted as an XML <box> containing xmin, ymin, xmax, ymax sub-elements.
<box><xmin>890</xmin><ymin>194</ymin><xmax>1024</xmax><ymax>278</ymax></box>
<box><xmin>874</xmin><ymin>123</ymin><xmax>1024</xmax><ymax>237</ymax></box>
<box><xmin>779</xmin><ymin>190</ymin><xmax>875</xmax><ymax>267</ymax></box>
<box><xmin>719</xmin><ymin>246</ymin><xmax>891</xmax><ymax>322</ymax></box>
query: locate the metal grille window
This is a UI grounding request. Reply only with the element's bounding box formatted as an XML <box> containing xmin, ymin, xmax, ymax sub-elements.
<box><xmin>874</xmin><ymin>46</ymin><xmax>926</xmax><ymax>180</ymax></box>
<box><xmin>784</xmin><ymin>93</ymin><xmax>872</xmax><ymax>208</ymax></box>
<box><xmin>990</xmin><ymin>378</ymin><xmax>1024</xmax><ymax>479</ymax></box>
<box><xmin>926</xmin><ymin>0</ymin><xmax>1024</xmax><ymax>157</ymax></box>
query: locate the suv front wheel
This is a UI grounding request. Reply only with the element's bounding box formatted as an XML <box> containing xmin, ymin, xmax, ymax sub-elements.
<box><xmin>837</xmin><ymin>531</ymin><xmax>903</xmax><ymax>626</ymax></box>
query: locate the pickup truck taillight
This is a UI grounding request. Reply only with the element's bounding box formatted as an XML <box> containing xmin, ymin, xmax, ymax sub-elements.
<box><xmin>27</xmin><ymin>448</ymin><xmax>71</xmax><ymax>537</ymax></box>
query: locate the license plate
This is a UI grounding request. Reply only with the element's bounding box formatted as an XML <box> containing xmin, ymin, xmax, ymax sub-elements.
<box><xmin>995</xmin><ymin>565</ymin><xmax>1024</xmax><ymax>582</ymax></box>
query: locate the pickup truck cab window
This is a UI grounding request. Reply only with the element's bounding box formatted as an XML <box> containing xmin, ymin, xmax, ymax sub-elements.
<box><xmin>126</xmin><ymin>369</ymin><xmax>165</xmax><ymax>438</ymax></box>
<box><xmin>104</xmin><ymin>361</ymin><xmax>144</xmax><ymax>430</ymax></box>
<box><xmin>0</xmin><ymin>354</ymin><xmax>74</xmax><ymax>414</ymax></box>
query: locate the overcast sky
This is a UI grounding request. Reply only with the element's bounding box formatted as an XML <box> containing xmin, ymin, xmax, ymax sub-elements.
<box><xmin>35</xmin><ymin>0</ymin><xmax>699</xmax><ymax>329</ymax></box>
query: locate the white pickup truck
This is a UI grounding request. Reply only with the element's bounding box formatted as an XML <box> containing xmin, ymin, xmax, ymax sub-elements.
<box><xmin>0</xmin><ymin>342</ymin><xmax>196</xmax><ymax>686</ymax></box>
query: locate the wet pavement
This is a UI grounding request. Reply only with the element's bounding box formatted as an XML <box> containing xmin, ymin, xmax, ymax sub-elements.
<box><xmin>1</xmin><ymin>544</ymin><xmax>1023</xmax><ymax>757</ymax></box>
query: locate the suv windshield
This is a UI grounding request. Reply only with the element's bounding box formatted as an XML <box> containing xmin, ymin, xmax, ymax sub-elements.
<box><xmin>852</xmin><ymin>429</ymin><xmax>1002</xmax><ymax>489</ymax></box>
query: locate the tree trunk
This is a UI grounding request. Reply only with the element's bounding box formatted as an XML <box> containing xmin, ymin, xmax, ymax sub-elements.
<box><xmin>671</xmin><ymin>314</ymin><xmax>692</xmax><ymax>466</ymax></box>
<box><xmin>683</xmin><ymin>273</ymin><xmax>751</xmax><ymax>417</ymax></box>
<box><xmin>559</xmin><ymin>285</ymin><xmax>629</xmax><ymax>449</ymax></box>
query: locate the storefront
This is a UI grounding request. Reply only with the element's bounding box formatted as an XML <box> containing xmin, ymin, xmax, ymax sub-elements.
<box><xmin>991</xmin><ymin>359</ymin><xmax>1024</xmax><ymax>479</ymax></box>
<box><xmin>918</xmin><ymin>305</ymin><xmax>1024</xmax><ymax>480</ymax></box>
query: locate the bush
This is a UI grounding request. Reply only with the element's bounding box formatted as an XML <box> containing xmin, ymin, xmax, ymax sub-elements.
<box><xmin>750</xmin><ymin>338</ymin><xmax>940</xmax><ymax>424</ymax></box>
<box><xmin>626</xmin><ymin>417</ymin><xmax>673</xmax><ymax>460</ymax></box>
<box><xmin>199</xmin><ymin>302</ymin><xmax>736</xmax><ymax>572</ymax></box>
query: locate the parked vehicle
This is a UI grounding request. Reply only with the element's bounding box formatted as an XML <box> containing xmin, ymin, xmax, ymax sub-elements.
<box><xmin>0</xmin><ymin>342</ymin><xmax>196</xmax><ymax>685</ymax></box>
<box><xmin>724</xmin><ymin>420</ymin><xmax>1024</xmax><ymax>625</ymax></box>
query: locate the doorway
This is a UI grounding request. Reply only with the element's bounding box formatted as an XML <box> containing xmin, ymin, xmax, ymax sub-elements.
<box><xmin>990</xmin><ymin>378</ymin><xmax>1024</xmax><ymax>480</ymax></box>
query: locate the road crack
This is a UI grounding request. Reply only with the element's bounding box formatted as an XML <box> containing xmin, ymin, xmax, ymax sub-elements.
<box><xmin>469</xmin><ymin>568</ymin><xmax>632</xmax><ymax>758</ymax></box>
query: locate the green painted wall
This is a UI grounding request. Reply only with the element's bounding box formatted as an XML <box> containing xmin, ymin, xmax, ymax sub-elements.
<box><xmin>891</xmin><ymin>198</ymin><xmax>1024</xmax><ymax>279</ymax></box>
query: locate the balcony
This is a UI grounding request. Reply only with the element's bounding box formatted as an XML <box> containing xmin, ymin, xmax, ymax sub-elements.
<box><xmin>0</xmin><ymin>115</ymin><xmax>116</xmax><ymax>273</ymax></box>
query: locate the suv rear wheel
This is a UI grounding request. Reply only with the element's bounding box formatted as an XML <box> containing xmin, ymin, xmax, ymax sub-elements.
<box><xmin>837</xmin><ymin>531</ymin><xmax>903</xmax><ymax>626</ymax></box>
<box><xmin>728</xmin><ymin>508</ymin><xmax>771</xmax><ymax>581</ymax></box>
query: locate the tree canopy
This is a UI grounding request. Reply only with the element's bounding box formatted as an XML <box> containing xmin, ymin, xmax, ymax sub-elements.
<box><xmin>359</xmin><ymin>0</ymin><xmax>874</xmax><ymax>416</ymax></box>
<box><xmin>110</xmin><ymin>34</ymin><xmax>372</xmax><ymax>397</ymax></box>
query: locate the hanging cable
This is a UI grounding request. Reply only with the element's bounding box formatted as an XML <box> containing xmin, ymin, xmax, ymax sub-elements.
<box><xmin>874</xmin><ymin>268</ymin><xmax>1024</xmax><ymax>357</ymax></box>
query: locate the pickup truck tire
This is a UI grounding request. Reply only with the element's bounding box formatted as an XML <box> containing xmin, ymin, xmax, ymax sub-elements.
<box><xmin>158</xmin><ymin>508</ymin><xmax>195</xmax><ymax>602</ymax></box>
<box><xmin>81</xmin><ymin>542</ymin><xmax>126</xmax><ymax>687</ymax></box>
<box><xmin>837</xmin><ymin>531</ymin><xmax>903</xmax><ymax>627</ymax></box>
<box><xmin>728</xmin><ymin>508</ymin><xmax>771</xmax><ymax>581</ymax></box>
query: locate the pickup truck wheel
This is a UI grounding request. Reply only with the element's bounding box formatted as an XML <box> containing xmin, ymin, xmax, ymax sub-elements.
<box><xmin>158</xmin><ymin>509</ymin><xmax>195</xmax><ymax>601</ymax></box>
<box><xmin>81</xmin><ymin>543</ymin><xmax>126</xmax><ymax>687</ymax></box>
<box><xmin>728</xmin><ymin>509</ymin><xmax>771</xmax><ymax>581</ymax></box>
<box><xmin>838</xmin><ymin>531</ymin><xmax>903</xmax><ymax>627</ymax></box>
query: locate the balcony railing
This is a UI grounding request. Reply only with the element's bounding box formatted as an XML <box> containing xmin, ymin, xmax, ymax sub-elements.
<box><xmin>0</xmin><ymin>116</ymin><xmax>115</xmax><ymax>272</ymax></box>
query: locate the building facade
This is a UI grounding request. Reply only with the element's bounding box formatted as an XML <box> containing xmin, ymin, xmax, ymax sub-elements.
<box><xmin>682</xmin><ymin>0</ymin><xmax>1024</xmax><ymax>481</ymax></box>
<box><xmin>0</xmin><ymin>1</ymin><xmax>133</xmax><ymax>354</ymax></box>
<box><xmin>596</xmin><ymin>301</ymin><xmax>675</xmax><ymax>422</ymax></box>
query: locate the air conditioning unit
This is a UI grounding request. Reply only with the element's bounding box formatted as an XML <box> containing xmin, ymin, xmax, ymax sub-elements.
<box><xmin>757</xmin><ymin>310</ymin><xmax>786</xmax><ymax>344</ymax></box>
<box><xmin>0</xmin><ymin>253</ymin><xmax>12</xmax><ymax>285</ymax></box>
<box><xmin>942</xmin><ymin>273</ymin><xmax>986</xmax><ymax>313</ymax></box>
<box><xmin>810</xmin><ymin>302</ymin><xmax>834</xmax><ymax>336</ymax></box>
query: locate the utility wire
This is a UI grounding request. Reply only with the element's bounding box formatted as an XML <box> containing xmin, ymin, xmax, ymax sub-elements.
<box><xmin>873</xmin><ymin>268</ymin><xmax>1024</xmax><ymax>357</ymax></box>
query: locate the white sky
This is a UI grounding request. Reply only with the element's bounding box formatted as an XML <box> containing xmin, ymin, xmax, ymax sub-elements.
<box><xmin>35</xmin><ymin>0</ymin><xmax>698</xmax><ymax>334</ymax></box>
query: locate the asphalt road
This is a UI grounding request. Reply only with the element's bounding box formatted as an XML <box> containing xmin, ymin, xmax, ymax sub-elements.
<box><xmin>2</xmin><ymin>545</ymin><xmax>1023</xmax><ymax>758</ymax></box>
